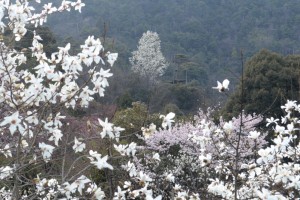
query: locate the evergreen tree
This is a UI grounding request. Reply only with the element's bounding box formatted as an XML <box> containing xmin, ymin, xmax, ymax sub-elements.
<box><xmin>223</xmin><ymin>49</ymin><xmax>300</xmax><ymax>119</ymax></box>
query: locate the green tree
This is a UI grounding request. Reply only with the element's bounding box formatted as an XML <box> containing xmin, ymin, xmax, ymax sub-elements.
<box><xmin>113</xmin><ymin>102</ymin><xmax>160</xmax><ymax>143</ymax></box>
<box><xmin>223</xmin><ymin>49</ymin><xmax>300</xmax><ymax>119</ymax></box>
<box><xmin>14</xmin><ymin>25</ymin><xmax>57</xmax><ymax>55</ymax></box>
<box><xmin>7</xmin><ymin>26</ymin><xmax>58</xmax><ymax>71</ymax></box>
<box><xmin>170</xmin><ymin>82</ymin><xmax>204</xmax><ymax>112</ymax></box>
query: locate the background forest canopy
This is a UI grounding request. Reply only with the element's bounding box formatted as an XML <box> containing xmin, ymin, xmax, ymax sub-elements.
<box><xmin>42</xmin><ymin>0</ymin><xmax>300</xmax><ymax>115</ymax></box>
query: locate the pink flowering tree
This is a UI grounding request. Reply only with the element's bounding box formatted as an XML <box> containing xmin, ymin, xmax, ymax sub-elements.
<box><xmin>206</xmin><ymin>100</ymin><xmax>300</xmax><ymax>199</ymax></box>
<box><xmin>142</xmin><ymin>100</ymin><xmax>300</xmax><ymax>199</ymax></box>
<box><xmin>142</xmin><ymin>108</ymin><xmax>267</xmax><ymax>198</ymax></box>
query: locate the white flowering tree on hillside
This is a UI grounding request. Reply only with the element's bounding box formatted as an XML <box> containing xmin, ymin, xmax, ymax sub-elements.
<box><xmin>129</xmin><ymin>30</ymin><xmax>169</xmax><ymax>83</ymax></box>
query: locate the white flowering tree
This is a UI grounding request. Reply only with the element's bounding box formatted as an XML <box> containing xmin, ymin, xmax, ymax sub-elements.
<box><xmin>0</xmin><ymin>0</ymin><xmax>127</xmax><ymax>199</ymax></box>
<box><xmin>129</xmin><ymin>30</ymin><xmax>169</xmax><ymax>83</ymax></box>
<box><xmin>0</xmin><ymin>1</ymin><xmax>178</xmax><ymax>199</ymax></box>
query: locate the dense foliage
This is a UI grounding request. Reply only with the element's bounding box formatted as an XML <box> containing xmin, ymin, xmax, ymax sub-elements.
<box><xmin>41</xmin><ymin>0</ymin><xmax>300</xmax><ymax>114</ymax></box>
<box><xmin>47</xmin><ymin>0</ymin><xmax>300</xmax><ymax>84</ymax></box>
<box><xmin>223</xmin><ymin>49</ymin><xmax>300</xmax><ymax>119</ymax></box>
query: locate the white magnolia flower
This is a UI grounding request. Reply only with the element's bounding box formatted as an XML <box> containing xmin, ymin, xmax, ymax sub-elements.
<box><xmin>113</xmin><ymin>126</ymin><xmax>125</xmax><ymax>142</ymax></box>
<box><xmin>93</xmin><ymin>187</ymin><xmax>106</xmax><ymax>200</ymax></box>
<box><xmin>123</xmin><ymin>161</ymin><xmax>137</xmax><ymax>177</ymax></box>
<box><xmin>123</xmin><ymin>181</ymin><xmax>132</xmax><ymax>190</ymax></box>
<box><xmin>199</xmin><ymin>154</ymin><xmax>212</xmax><ymax>167</ymax></box>
<box><xmin>255</xmin><ymin>188</ymin><xmax>279</xmax><ymax>200</ymax></box>
<box><xmin>43</xmin><ymin>3</ymin><xmax>57</xmax><ymax>14</ymax></box>
<box><xmin>144</xmin><ymin>188</ymin><xmax>162</xmax><ymax>200</ymax></box>
<box><xmin>176</xmin><ymin>191</ymin><xmax>188</xmax><ymax>199</ymax></box>
<box><xmin>0</xmin><ymin>166</ymin><xmax>14</xmax><ymax>179</ymax></box>
<box><xmin>73</xmin><ymin>137</ymin><xmax>86</xmax><ymax>153</ymax></box>
<box><xmin>248</xmin><ymin>130</ymin><xmax>260</xmax><ymax>139</ymax></box>
<box><xmin>98</xmin><ymin>118</ymin><xmax>114</xmax><ymax>138</ymax></box>
<box><xmin>0</xmin><ymin>111</ymin><xmax>24</xmax><ymax>135</ymax></box>
<box><xmin>138</xmin><ymin>171</ymin><xmax>152</xmax><ymax>186</ymax></box>
<box><xmin>128</xmin><ymin>189</ymin><xmax>140</xmax><ymax>199</ymax></box>
<box><xmin>266</xmin><ymin>117</ymin><xmax>279</xmax><ymax>127</ymax></box>
<box><xmin>25</xmin><ymin>111</ymin><xmax>39</xmax><ymax>125</ymax></box>
<box><xmin>281</xmin><ymin>100</ymin><xmax>297</xmax><ymax>112</ymax></box>
<box><xmin>114</xmin><ymin>186</ymin><xmax>126</xmax><ymax>200</ymax></box>
<box><xmin>39</xmin><ymin>142</ymin><xmax>55</xmax><ymax>162</ymax></box>
<box><xmin>126</xmin><ymin>142</ymin><xmax>137</xmax><ymax>156</ymax></box>
<box><xmin>207</xmin><ymin>179</ymin><xmax>231</xmax><ymax>198</ymax></box>
<box><xmin>287</xmin><ymin>176</ymin><xmax>300</xmax><ymax>189</ymax></box>
<box><xmin>160</xmin><ymin>112</ymin><xmax>175</xmax><ymax>130</ymax></box>
<box><xmin>21</xmin><ymin>140</ymin><xmax>29</xmax><ymax>148</ymax></box>
<box><xmin>281</xmin><ymin>116</ymin><xmax>288</xmax><ymax>124</ymax></box>
<box><xmin>212</xmin><ymin>79</ymin><xmax>229</xmax><ymax>92</ymax></box>
<box><xmin>189</xmin><ymin>193</ymin><xmax>200</xmax><ymax>200</ymax></box>
<box><xmin>48</xmin><ymin>129</ymin><xmax>63</xmax><ymax>146</ymax></box>
<box><xmin>79</xmin><ymin>86</ymin><xmax>94</xmax><ymax>108</ymax></box>
<box><xmin>165</xmin><ymin>173</ymin><xmax>175</xmax><ymax>183</ymax></box>
<box><xmin>89</xmin><ymin>151</ymin><xmax>113</xmax><ymax>170</ymax></box>
<box><xmin>174</xmin><ymin>184</ymin><xmax>182</xmax><ymax>191</ymax></box>
<box><xmin>274</xmin><ymin>125</ymin><xmax>285</xmax><ymax>134</ymax></box>
<box><xmin>62</xmin><ymin>182</ymin><xmax>77</xmax><ymax>199</ymax></box>
<box><xmin>248</xmin><ymin>166</ymin><xmax>262</xmax><ymax>179</ymax></box>
<box><xmin>58</xmin><ymin>43</ymin><xmax>71</xmax><ymax>55</ymax></box>
<box><xmin>107</xmin><ymin>52</ymin><xmax>118</xmax><ymax>67</ymax></box>
<box><xmin>257</xmin><ymin>148</ymin><xmax>273</xmax><ymax>164</ymax></box>
<box><xmin>286</xmin><ymin>122</ymin><xmax>294</xmax><ymax>134</ymax></box>
<box><xmin>74</xmin><ymin>175</ymin><xmax>90</xmax><ymax>195</ymax></box>
<box><xmin>114</xmin><ymin>144</ymin><xmax>128</xmax><ymax>156</ymax></box>
<box><xmin>273</xmin><ymin>135</ymin><xmax>290</xmax><ymax>151</ymax></box>
<box><xmin>223</xmin><ymin>121</ymin><xmax>234</xmax><ymax>134</ymax></box>
<box><xmin>152</xmin><ymin>153</ymin><xmax>160</xmax><ymax>161</ymax></box>
<box><xmin>0</xmin><ymin>144</ymin><xmax>12</xmax><ymax>158</ymax></box>
<box><xmin>142</xmin><ymin>123</ymin><xmax>156</xmax><ymax>139</ymax></box>
<box><xmin>71</xmin><ymin>0</ymin><xmax>85</xmax><ymax>13</ymax></box>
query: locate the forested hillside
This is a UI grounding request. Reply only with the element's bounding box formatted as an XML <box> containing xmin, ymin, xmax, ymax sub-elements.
<box><xmin>36</xmin><ymin>0</ymin><xmax>300</xmax><ymax>113</ymax></box>
<box><xmin>47</xmin><ymin>0</ymin><xmax>300</xmax><ymax>81</ymax></box>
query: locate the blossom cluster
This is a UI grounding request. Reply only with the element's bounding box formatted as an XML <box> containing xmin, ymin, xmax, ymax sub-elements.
<box><xmin>141</xmin><ymin>108</ymin><xmax>267</xmax><ymax>198</ymax></box>
<box><xmin>0</xmin><ymin>0</ymin><xmax>123</xmax><ymax>199</ymax></box>
<box><xmin>0</xmin><ymin>1</ymin><xmax>185</xmax><ymax>199</ymax></box>
<box><xmin>138</xmin><ymin>100</ymin><xmax>300</xmax><ymax>199</ymax></box>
